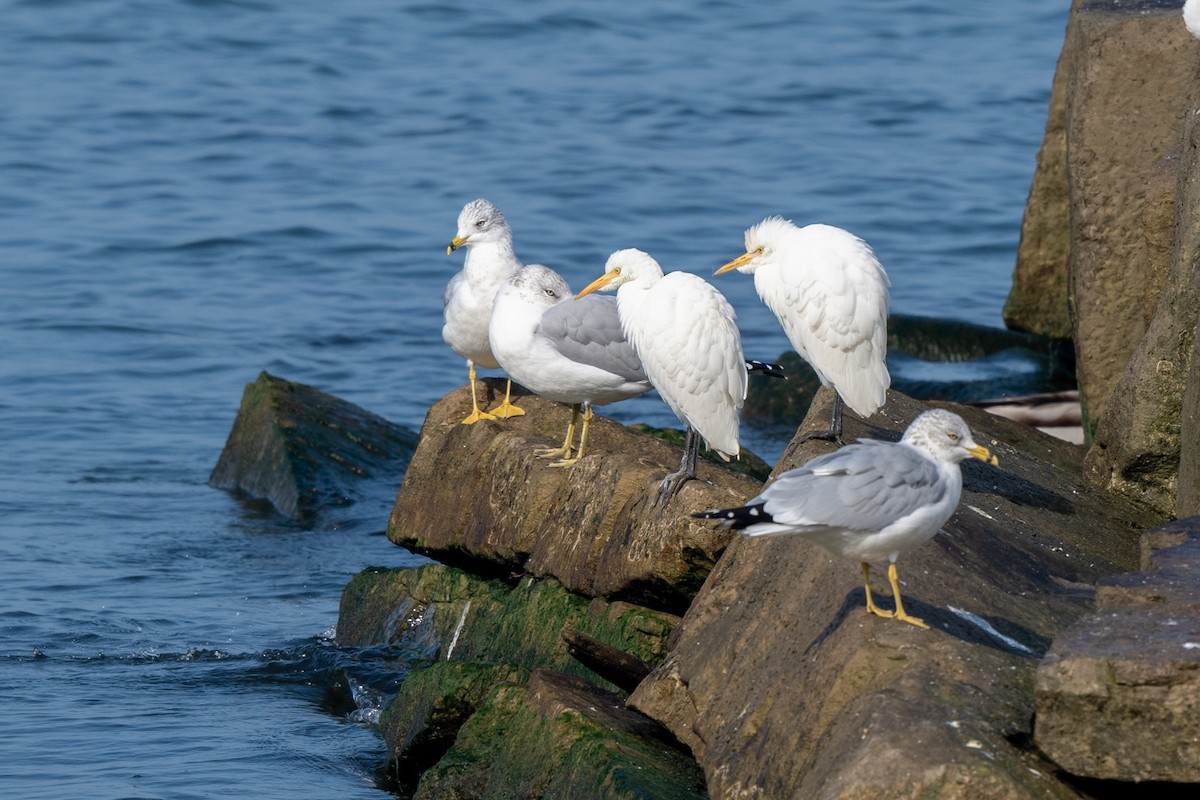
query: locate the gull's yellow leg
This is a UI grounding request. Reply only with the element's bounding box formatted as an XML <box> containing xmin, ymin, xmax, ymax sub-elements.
<box><xmin>490</xmin><ymin>379</ymin><xmax>526</xmax><ymax>419</ymax></box>
<box><xmin>862</xmin><ymin>562</ymin><xmax>894</xmax><ymax>619</ymax></box>
<box><xmin>536</xmin><ymin>404</ymin><xmax>580</xmax><ymax>460</ymax></box>
<box><xmin>461</xmin><ymin>361</ymin><xmax>498</xmax><ymax>425</ymax></box>
<box><xmin>550</xmin><ymin>404</ymin><xmax>594</xmax><ymax>468</ymax></box>
<box><xmin>888</xmin><ymin>562</ymin><xmax>929</xmax><ymax>629</ymax></box>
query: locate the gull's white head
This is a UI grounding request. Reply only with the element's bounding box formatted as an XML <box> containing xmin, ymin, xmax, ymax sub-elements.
<box><xmin>902</xmin><ymin>409</ymin><xmax>997</xmax><ymax>466</ymax></box>
<box><xmin>575</xmin><ymin>248</ymin><xmax>665</xmax><ymax>297</ymax></box>
<box><xmin>501</xmin><ymin>264</ymin><xmax>571</xmax><ymax>310</ymax></box>
<box><xmin>715</xmin><ymin>216</ymin><xmax>796</xmax><ymax>275</ymax></box>
<box><xmin>448</xmin><ymin>198</ymin><xmax>511</xmax><ymax>253</ymax></box>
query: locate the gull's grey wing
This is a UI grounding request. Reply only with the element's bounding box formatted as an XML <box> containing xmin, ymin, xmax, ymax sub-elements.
<box><xmin>538</xmin><ymin>294</ymin><xmax>646</xmax><ymax>383</ymax></box>
<box><xmin>443</xmin><ymin>270</ymin><xmax>466</xmax><ymax>308</ymax></box>
<box><xmin>757</xmin><ymin>440</ymin><xmax>949</xmax><ymax>532</ymax></box>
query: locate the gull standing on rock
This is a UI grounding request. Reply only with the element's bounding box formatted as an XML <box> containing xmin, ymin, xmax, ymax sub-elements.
<box><xmin>489</xmin><ymin>264</ymin><xmax>652</xmax><ymax>467</ymax></box>
<box><xmin>576</xmin><ymin>248</ymin><xmax>747</xmax><ymax>507</ymax></box>
<box><xmin>694</xmin><ymin>409</ymin><xmax>997</xmax><ymax>628</ymax></box>
<box><xmin>716</xmin><ymin>218</ymin><xmax>890</xmax><ymax>441</ymax></box>
<box><xmin>443</xmin><ymin>198</ymin><xmax>525</xmax><ymax>424</ymax></box>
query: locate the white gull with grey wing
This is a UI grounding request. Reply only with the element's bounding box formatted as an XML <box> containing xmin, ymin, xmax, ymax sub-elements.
<box><xmin>490</xmin><ymin>264</ymin><xmax>651</xmax><ymax>466</ymax></box>
<box><xmin>696</xmin><ymin>409</ymin><xmax>996</xmax><ymax>628</ymax></box>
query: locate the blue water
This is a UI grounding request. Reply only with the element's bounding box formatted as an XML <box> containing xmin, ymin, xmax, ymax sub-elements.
<box><xmin>0</xmin><ymin>1</ymin><xmax>1068</xmax><ymax>796</ymax></box>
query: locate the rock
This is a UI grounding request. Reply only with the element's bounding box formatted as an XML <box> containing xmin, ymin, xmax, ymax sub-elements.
<box><xmin>387</xmin><ymin>381</ymin><xmax>764</xmax><ymax>614</ymax></box>
<box><xmin>339</xmin><ymin>565</ymin><xmax>688</xmax><ymax>796</ymax></box>
<box><xmin>1034</xmin><ymin>517</ymin><xmax>1200</xmax><ymax>783</ymax></box>
<box><xmin>562</xmin><ymin>629</ymin><xmax>652</xmax><ymax>694</ymax></box>
<box><xmin>1063</xmin><ymin>3</ymin><xmax>1200</xmax><ymax>432</ymax></box>
<box><xmin>209</xmin><ymin>371</ymin><xmax>418</xmax><ymax>522</ymax></box>
<box><xmin>412</xmin><ymin>669</ymin><xmax>706</xmax><ymax>800</ymax></box>
<box><xmin>336</xmin><ymin>564</ymin><xmax>678</xmax><ymax>691</ymax></box>
<box><xmin>1171</xmin><ymin>118</ymin><xmax>1200</xmax><ymax>517</ymax></box>
<box><xmin>378</xmin><ymin>661</ymin><xmax>531</xmax><ymax>798</ymax></box>
<box><xmin>1004</xmin><ymin>0</ymin><xmax>1077</xmax><ymax>340</ymax></box>
<box><xmin>628</xmin><ymin>389</ymin><xmax>1157</xmax><ymax>799</ymax></box>
<box><xmin>627</xmin><ymin>423</ymin><xmax>773</xmax><ymax>482</ymax></box>
<box><xmin>1084</xmin><ymin>112</ymin><xmax>1200</xmax><ymax>516</ymax></box>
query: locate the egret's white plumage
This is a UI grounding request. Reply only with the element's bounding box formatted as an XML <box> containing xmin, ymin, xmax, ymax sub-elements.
<box><xmin>717</xmin><ymin>218</ymin><xmax>890</xmax><ymax>439</ymax></box>
<box><xmin>695</xmin><ymin>409</ymin><xmax>997</xmax><ymax>628</ymax></box>
<box><xmin>576</xmin><ymin>248</ymin><xmax>747</xmax><ymax>505</ymax></box>
<box><xmin>443</xmin><ymin>198</ymin><xmax>525</xmax><ymax>423</ymax></box>
<box><xmin>1186</xmin><ymin>0</ymin><xmax>1200</xmax><ymax>39</ymax></box>
<box><xmin>489</xmin><ymin>264</ymin><xmax>652</xmax><ymax>466</ymax></box>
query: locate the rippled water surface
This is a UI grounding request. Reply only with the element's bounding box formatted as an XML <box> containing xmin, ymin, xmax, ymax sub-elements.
<box><xmin>1</xmin><ymin>1</ymin><xmax>1068</xmax><ymax>796</ymax></box>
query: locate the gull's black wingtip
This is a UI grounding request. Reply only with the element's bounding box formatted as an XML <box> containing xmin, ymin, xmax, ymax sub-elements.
<box><xmin>744</xmin><ymin>359</ymin><xmax>786</xmax><ymax>379</ymax></box>
<box><xmin>691</xmin><ymin>503</ymin><xmax>771</xmax><ymax>529</ymax></box>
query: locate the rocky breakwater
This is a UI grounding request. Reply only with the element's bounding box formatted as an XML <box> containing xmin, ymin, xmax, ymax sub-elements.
<box><xmin>278</xmin><ymin>372</ymin><xmax>1195</xmax><ymax>797</ymax></box>
<box><xmin>211</xmin><ymin>372</ymin><xmax>1193</xmax><ymax>795</ymax></box>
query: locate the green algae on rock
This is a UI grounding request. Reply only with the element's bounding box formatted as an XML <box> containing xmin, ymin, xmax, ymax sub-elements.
<box><xmin>412</xmin><ymin>670</ymin><xmax>706</xmax><ymax>800</ymax></box>
<box><xmin>336</xmin><ymin>564</ymin><xmax>678</xmax><ymax>689</ymax></box>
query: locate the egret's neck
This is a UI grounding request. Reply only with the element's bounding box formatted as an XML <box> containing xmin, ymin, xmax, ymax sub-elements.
<box><xmin>614</xmin><ymin>280</ymin><xmax>652</xmax><ymax>335</ymax></box>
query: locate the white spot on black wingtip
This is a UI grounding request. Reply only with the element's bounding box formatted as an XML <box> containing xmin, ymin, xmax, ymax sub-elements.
<box><xmin>748</xmin><ymin>507</ymin><xmax>760</xmax><ymax>517</ymax></box>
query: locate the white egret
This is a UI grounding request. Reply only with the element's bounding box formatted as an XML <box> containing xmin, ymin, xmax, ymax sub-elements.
<box><xmin>443</xmin><ymin>198</ymin><xmax>525</xmax><ymax>424</ymax></box>
<box><xmin>489</xmin><ymin>264</ymin><xmax>652</xmax><ymax>467</ymax></box>
<box><xmin>695</xmin><ymin>409</ymin><xmax>997</xmax><ymax>628</ymax></box>
<box><xmin>576</xmin><ymin>248</ymin><xmax>747</xmax><ymax>507</ymax></box>
<box><xmin>716</xmin><ymin>218</ymin><xmax>890</xmax><ymax>441</ymax></box>
<box><xmin>1186</xmin><ymin>0</ymin><xmax>1200</xmax><ymax>39</ymax></box>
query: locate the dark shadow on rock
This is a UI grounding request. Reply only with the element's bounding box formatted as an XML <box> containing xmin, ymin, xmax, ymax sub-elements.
<box><xmin>800</xmin><ymin>590</ymin><xmax>866</xmax><ymax>659</ymax></box>
<box><xmin>964</xmin><ymin>460</ymin><xmax>1076</xmax><ymax>514</ymax></box>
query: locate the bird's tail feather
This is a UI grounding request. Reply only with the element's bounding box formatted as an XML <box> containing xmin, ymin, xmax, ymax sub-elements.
<box><xmin>691</xmin><ymin>503</ymin><xmax>770</xmax><ymax>530</ymax></box>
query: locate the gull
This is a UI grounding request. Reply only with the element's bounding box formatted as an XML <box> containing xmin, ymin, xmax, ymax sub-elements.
<box><xmin>694</xmin><ymin>409</ymin><xmax>997</xmax><ymax>629</ymax></box>
<box><xmin>716</xmin><ymin>218</ymin><xmax>890</xmax><ymax>441</ymax></box>
<box><xmin>1186</xmin><ymin>0</ymin><xmax>1200</xmax><ymax>39</ymax></box>
<box><xmin>489</xmin><ymin>264</ymin><xmax>652</xmax><ymax>467</ymax></box>
<box><xmin>443</xmin><ymin>198</ymin><xmax>525</xmax><ymax>424</ymax></box>
<box><xmin>577</xmin><ymin>249</ymin><xmax>746</xmax><ymax>506</ymax></box>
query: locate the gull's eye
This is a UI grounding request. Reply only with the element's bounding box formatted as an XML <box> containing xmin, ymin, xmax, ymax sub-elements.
<box><xmin>545</xmin><ymin>288</ymin><xmax>557</xmax><ymax>298</ymax></box>
<box><xmin>475</xmin><ymin>218</ymin><xmax>486</xmax><ymax>228</ymax></box>
<box><xmin>947</xmin><ymin>432</ymin><xmax>960</xmax><ymax>442</ymax></box>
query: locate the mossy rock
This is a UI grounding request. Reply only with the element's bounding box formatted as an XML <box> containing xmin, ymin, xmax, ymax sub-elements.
<box><xmin>413</xmin><ymin>670</ymin><xmax>706</xmax><ymax>800</ymax></box>
<box><xmin>337</xmin><ymin>564</ymin><xmax>678</xmax><ymax>690</ymax></box>
<box><xmin>209</xmin><ymin>371</ymin><xmax>418</xmax><ymax>521</ymax></box>
<box><xmin>379</xmin><ymin>662</ymin><xmax>532</xmax><ymax>798</ymax></box>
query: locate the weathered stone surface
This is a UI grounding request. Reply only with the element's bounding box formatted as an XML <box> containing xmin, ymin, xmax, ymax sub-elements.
<box><xmin>387</xmin><ymin>381</ymin><xmax>764</xmax><ymax>614</ymax></box>
<box><xmin>1064</xmin><ymin>3</ymin><xmax>1200</xmax><ymax>432</ymax></box>
<box><xmin>336</xmin><ymin>564</ymin><xmax>678</xmax><ymax>690</ymax></box>
<box><xmin>628</xmin><ymin>389</ymin><xmax>1157</xmax><ymax>800</ymax></box>
<box><xmin>1035</xmin><ymin>517</ymin><xmax>1200</xmax><ymax>783</ymax></box>
<box><xmin>209</xmin><ymin>371</ymin><xmax>418</xmax><ymax>521</ymax></box>
<box><xmin>1004</xmin><ymin>0</ymin><xmax>1078</xmax><ymax>340</ymax></box>
<box><xmin>378</xmin><ymin>661</ymin><xmax>531</xmax><ymax>798</ymax></box>
<box><xmin>1086</xmin><ymin>108</ymin><xmax>1200</xmax><ymax>516</ymax></box>
<box><xmin>413</xmin><ymin>669</ymin><xmax>706</xmax><ymax>800</ymax></box>
<box><xmin>1172</xmin><ymin>119</ymin><xmax>1200</xmax><ymax>517</ymax></box>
